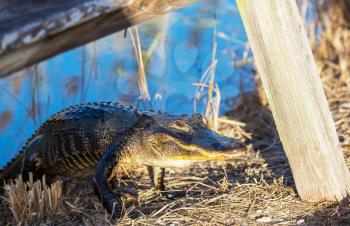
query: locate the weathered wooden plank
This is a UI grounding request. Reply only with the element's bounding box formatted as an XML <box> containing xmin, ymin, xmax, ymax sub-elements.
<box><xmin>237</xmin><ymin>0</ymin><xmax>350</xmax><ymax>201</ymax></box>
<box><xmin>0</xmin><ymin>0</ymin><xmax>130</xmax><ymax>55</ymax></box>
<box><xmin>0</xmin><ymin>0</ymin><xmax>195</xmax><ymax>77</ymax></box>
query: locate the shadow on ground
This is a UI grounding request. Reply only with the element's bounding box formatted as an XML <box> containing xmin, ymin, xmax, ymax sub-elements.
<box><xmin>227</xmin><ymin>90</ymin><xmax>294</xmax><ymax>185</ymax></box>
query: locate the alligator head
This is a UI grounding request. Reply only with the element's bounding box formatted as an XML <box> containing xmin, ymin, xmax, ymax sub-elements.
<box><xmin>133</xmin><ymin>113</ymin><xmax>246</xmax><ymax>168</ymax></box>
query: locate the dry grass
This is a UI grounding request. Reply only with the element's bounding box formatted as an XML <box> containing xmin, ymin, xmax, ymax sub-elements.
<box><xmin>204</xmin><ymin>16</ymin><xmax>220</xmax><ymax>131</ymax></box>
<box><xmin>129</xmin><ymin>26</ymin><xmax>152</xmax><ymax>106</ymax></box>
<box><xmin>1</xmin><ymin>1</ymin><xmax>350</xmax><ymax>225</ymax></box>
<box><xmin>193</xmin><ymin>10</ymin><xmax>221</xmax><ymax>131</ymax></box>
<box><xmin>2</xmin><ymin>174</ymin><xmax>63</xmax><ymax>225</ymax></box>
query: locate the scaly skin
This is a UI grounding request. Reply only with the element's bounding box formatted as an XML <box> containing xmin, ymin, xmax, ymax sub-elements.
<box><xmin>0</xmin><ymin>102</ymin><xmax>246</xmax><ymax>219</ymax></box>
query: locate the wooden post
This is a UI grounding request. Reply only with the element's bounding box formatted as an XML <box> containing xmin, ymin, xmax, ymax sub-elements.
<box><xmin>0</xmin><ymin>0</ymin><xmax>195</xmax><ymax>77</ymax></box>
<box><xmin>236</xmin><ymin>0</ymin><xmax>350</xmax><ymax>201</ymax></box>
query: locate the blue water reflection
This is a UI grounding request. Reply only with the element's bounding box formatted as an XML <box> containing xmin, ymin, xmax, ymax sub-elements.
<box><xmin>0</xmin><ymin>0</ymin><xmax>254</xmax><ymax>167</ymax></box>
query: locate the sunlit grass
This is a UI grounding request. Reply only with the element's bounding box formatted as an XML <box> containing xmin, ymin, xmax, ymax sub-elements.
<box><xmin>4</xmin><ymin>174</ymin><xmax>63</xmax><ymax>225</ymax></box>
<box><xmin>193</xmin><ymin>16</ymin><xmax>221</xmax><ymax>131</ymax></box>
<box><xmin>129</xmin><ymin>26</ymin><xmax>152</xmax><ymax>108</ymax></box>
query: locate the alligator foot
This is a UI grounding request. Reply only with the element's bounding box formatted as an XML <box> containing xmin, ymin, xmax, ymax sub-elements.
<box><xmin>114</xmin><ymin>188</ymin><xmax>138</xmax><ymax>203</ymax></box>
<box><xmin>147</xmin><ymin>166</ymin><xmax>186</xmax><ymax>199</ymax></box>
<box><xmin>109</xmin><ymin>178</ymin><xmax>139</xmax><ymax>199</ymax></box>
<box><xmin>93</xmin><ymin>179</ymin><xmax>124</xmax><ymax>219</ymax></box>
<box><xmin>119</xmin><ymin>188</ymin><xmax>138</xmax><ymax>198</ymax></box>
<box><xmin>148</xmin><ymin>166</ymin><xmax>165</xmax><ymax>191</ymax></box>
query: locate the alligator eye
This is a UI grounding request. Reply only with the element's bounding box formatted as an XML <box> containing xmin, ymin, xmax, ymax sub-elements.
<box><xmin>174</xmin><ymin>120</ymin><xmax>185</xmax><ymax>127</ymax></box>
<box><xmin>170</xmin><ymin>120</ymin><xmax>190</xmax><ymax>132</ymax></box>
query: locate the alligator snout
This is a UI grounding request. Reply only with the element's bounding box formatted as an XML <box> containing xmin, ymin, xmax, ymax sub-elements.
<box><xmin>196</xmin><ymin>129</ymin><xmax>244</xmax><ymax>149</ymax></box>
<box><xmin>212</xmin><ymin>139</ymin><xmax>245</xmax><ymax>150</ymax></box>
<box><xmin>187</xmin><ymin>129</ymin><xmax>246</xmax><ymax>160</ymax></box>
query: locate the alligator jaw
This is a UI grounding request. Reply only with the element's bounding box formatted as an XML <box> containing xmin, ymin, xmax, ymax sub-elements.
<box><xmin>144</xmin><ymin>146</ymin><xmax>246</xmax><ymax>168</ymax></box>
<box><xmin>144</xmin><ymin>130</ymin><xmax>246</xmax><ymax>167</ymax></box>
<box><xmin>169</xmin><ymin>137</ymin><xmax>246</xmax><ymax>161</ymax></box>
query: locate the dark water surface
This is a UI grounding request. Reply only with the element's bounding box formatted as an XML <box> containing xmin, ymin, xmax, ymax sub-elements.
<box><xmin>0</xmin><ymin>0</ymin><xmax>255</xmax><ymax>167</ymax></box>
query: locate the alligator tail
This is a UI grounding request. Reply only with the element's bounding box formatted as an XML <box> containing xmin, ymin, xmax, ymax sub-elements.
<box><xmin>0</xmin><ymin>149</ymin><xmax>25</xmax><ymax>193</ymax></box>
<box><xmin>0</xmin><ymin>132</ymin><xmax>44</xmax><ymax>195</ymax></box>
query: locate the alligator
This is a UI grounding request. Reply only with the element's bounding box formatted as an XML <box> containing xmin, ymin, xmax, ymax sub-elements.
<box><xmin>0</xmin><ymin>102</ymin><xmax>246</xmax><ymax>219</ymax></box>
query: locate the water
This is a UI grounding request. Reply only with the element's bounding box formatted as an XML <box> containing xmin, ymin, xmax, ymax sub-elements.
<box><xmin>0</xmin><ymin>0</ymin><xmax>255</xmax><ymax>167</ymax></box>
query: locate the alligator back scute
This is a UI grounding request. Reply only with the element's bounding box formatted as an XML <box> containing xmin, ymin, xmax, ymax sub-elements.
<box><xmin>46</xmin><ymin>102</ymin><xmax>117</xmax><ymax>122</ymax></box>
<box><xmin>0</xmin><ymin>124</ymin><xmax>45</xmax><ymax>183</ymax></box>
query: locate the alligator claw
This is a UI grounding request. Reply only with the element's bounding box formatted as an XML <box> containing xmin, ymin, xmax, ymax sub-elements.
<box><xmin>164</xmin><ymin>190</ymin><xmax>187</xmax><ymax>199</ymax></box>
<box><xmin>120</xmin><ymin>188</ymin><xmax>138</xmax><ymax>197</ymax></box>
<box><xmin>115</xmin><ymin>188</ymin><xmax>138</xmax><ymax>202</ymax></box>
<box><xmin>109</xmin><ymin>200</ymin><xmax>124</xmax><ymax>220</ymax></box>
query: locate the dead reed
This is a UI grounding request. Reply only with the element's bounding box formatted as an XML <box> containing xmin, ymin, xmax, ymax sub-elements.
<box><xmin>3</xmin><ymin>174</ymin><xmax>63</xmax><ymax>225</ymax></box>
<box><xmin>194</xmin><ymin>16</ymin><xmax>221</xmax><ymax>131</ymax></box>
<box><xmin>129</xmin><ymin>26</ymin><xmax>152</xmax><ymax>107</ymax></box>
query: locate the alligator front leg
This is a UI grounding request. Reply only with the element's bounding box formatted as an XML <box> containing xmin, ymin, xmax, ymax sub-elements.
<box><xmin>93</xmin><ymin>145</ymin><xmax>123</xmax><ymax>219</ymax></box>
<box><xmin>147</xmin><ymin>166</ymin><xmax>165</xmax><ymax>191</ymax></box>
<box><xmin>147</xmin><ymin>166</ymin><xmax>183</xmax><ymax>199</ymax></box>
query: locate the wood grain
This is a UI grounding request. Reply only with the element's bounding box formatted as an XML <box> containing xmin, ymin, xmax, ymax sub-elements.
<box><xmin>0</xmin><ymin>0</ymin><xmax>195</xmax><ymax>77</ymax></box>
<box><xmin>237</xmin><ymin>0</ymin><xmax>350</xmax><ymax>201</ymax></box>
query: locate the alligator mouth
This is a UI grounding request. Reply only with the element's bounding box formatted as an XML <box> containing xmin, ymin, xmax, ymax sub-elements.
<box><xmin>170</xmin><ymin>152</ymin><xmax>245</xmax><ymax>161</ymax></box>
<box><xmin>168</xmin><ymin>134</ymin><xmax>246</xmax><ymax>161</ymax></box>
